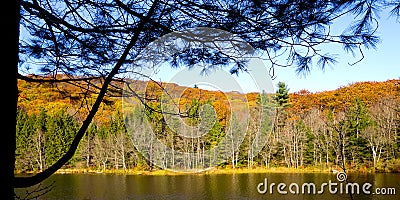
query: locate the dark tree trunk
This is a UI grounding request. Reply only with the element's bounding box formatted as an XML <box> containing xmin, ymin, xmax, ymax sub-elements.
<box><xmin>1</xmin><ymin>0</ymin><xmax>20</xmax><ymax>199</ymax></box>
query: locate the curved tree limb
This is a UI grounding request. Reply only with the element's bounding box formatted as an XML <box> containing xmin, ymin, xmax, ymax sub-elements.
<box><xmin>14</xmin><ymin>0</ymin><xmax>160</xmax><ymax>188</ymax></box>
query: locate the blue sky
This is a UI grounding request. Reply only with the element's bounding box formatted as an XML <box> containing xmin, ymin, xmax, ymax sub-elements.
<box><xmin>271</xmin><ymin>8</ymin><xmax>400</xmax><ymax>93</ymax></box>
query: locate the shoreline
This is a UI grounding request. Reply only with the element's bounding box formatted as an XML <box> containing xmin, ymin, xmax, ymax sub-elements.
<box><xmin>16</xmin><ymin>166</ymin><xmax>388</xmax><ymax>176</ymax></box>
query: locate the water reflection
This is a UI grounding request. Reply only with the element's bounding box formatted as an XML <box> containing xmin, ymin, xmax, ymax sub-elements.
<box><xmin>15</xmin><ymin>173</ymin><xmax>400</xmax><ymax>200</ymax></box>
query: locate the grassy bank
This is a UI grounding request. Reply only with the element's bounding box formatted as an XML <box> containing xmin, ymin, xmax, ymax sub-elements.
<box><xmin>17</xmin><ymin>160</ymin><xmax>400</xmax><ymax>176</ymax></box>
<box><xmin>49</xmin><ymin>166</ymin><xmax>372</xmax><ymax>176</ymax></box>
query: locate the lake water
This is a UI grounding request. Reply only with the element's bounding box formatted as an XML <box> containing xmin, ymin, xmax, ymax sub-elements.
<box><xmin>15</xmin><ymin>172</ymin><xmax>400</xmax><ymax>199</ymax></box>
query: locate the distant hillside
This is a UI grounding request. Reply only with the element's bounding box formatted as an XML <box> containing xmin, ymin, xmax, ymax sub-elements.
<box><xmin>17</xmin><ymin>77</ymin><xmax>400</xmax><ymax>124</ymax></box>
<box><xmin>17</xmin><ymin>76</ymin><xmax>260</xmax><ymax>124</ymax></box>
<box><xmin>289</xmin><ymin>79</ymin><xmax>400</xmax><ymax>114</ymax></box>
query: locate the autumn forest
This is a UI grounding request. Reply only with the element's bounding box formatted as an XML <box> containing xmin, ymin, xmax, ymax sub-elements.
<box><xmin>15</xmin><ymin>77</ymin><xmax>400</xmax><ymax>174</ymax></box>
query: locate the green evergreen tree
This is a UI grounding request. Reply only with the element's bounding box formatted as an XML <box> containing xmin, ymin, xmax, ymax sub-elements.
<box><xmin>274</xmin><ymin>82</ymin><xmax>290</xmax><ymax>108</ymax></box>
<box><xmin>207</xmin><ymin>119</ymin><xmax>224</xmax><ymax>147</ymax></box>
<box><xmin>110</xmin><ymin>111</ymin><xmax>127</xmax><ymax>135</ymax></box>
<box><xmin>15</xmin><ymin>109</ymin><xmax>35</xmax><ymax>172</ymax></box>
<box><xmin>299</xmin><ymin>121</ymin><xmax>315</xmax><ymax>166</ymax></box>
<box><xmin>187</xmin><ymin>98</ymin><xmax>201</xmax><ymax>126</ymax></box>
<box><xmin>45</xmin><ymin>110</ymin><xmax>79</xmax><ymax>168</ymax></box>
<box><xmin>345</xmin><ymin>98</ymin><xmax>372</xmax><ymax>165</ymax></box>
<box><xmin>273</xmin><ymin>82</ymin><xmax>290</xmax><ymax>154</ymax></box>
